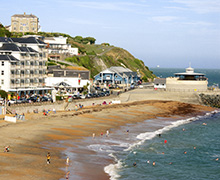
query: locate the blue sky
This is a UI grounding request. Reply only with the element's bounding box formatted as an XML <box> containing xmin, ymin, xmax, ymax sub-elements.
<box><xmin>0</xmin><ymin>0</ymin><xmax>220</xmax><ymax>68</ymax></box>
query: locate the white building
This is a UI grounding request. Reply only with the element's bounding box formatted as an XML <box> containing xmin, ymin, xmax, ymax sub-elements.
<box><xmin>166</xmin><ymin>66</ymin><xmax>208</xmax><ymax>92</ymax></box>
<box><xmin>45</xmin><ymin>66</ymin><xmax>90</xmax><ymax>94</ymax></box>
<box><xmin>44</xmin><ymin>36</ymin><xmax>78</xmax><ymax>56</ymax></box>
<box><xmin>154</xmin><ymin>78</ymin><xmax>166</xmax><ymax>89</ymax></box>
<box><xmin>0</xmin><ymin>37</ymin><xmax>50</xmax><ymax>96</ymax></box>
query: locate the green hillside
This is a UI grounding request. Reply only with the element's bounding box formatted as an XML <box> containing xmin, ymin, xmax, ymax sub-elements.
<box><xmin>0</xmin><ymin>24</ymin><xmax>155</xmax><ymax>81</ymax></box>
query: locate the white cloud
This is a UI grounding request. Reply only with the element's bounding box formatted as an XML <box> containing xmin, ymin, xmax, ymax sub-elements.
<box><xmin>151</xmin><ymin>16</ymin><xmax>179</xmax><ymax>22</ymax></box>
<box><xmin>183</xmin><ymin>21</ymin><xmax>213</xmax><ymax>26</ymax></box>
<box><xmin>170</xmin><ymin>0</ymin><xmax>220</xmax><ymax>13</ymax></box>
<box><xmin>55</xmin><ymin>1</ymin><xmax>149</xmax><ymax>13</ymax></box>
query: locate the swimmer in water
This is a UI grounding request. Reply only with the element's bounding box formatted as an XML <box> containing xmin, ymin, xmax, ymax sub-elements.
<box><xmin>194</xmin><ymin>146</ymin><xmax>196</xmax><ymax>150</ymax></box>
<box><xmin>184</xmin><ymin>151</ymin><xmax>187</xmax><ymax>154</ymax></box>
<box><xmin>203</xmin><ymin>123</ymin><xmax>207</xmax><ymax>126</ymax></box>
<box><xmin>147</xmin><ymin>160</ymin><xmax>150</xmax><ymax>164</ymax></box>
<box><xmin>158</xmin><ymin>134</ymin><xmax>161</xmax><ymax>137</ymax></box>
<box><xmin>216</xmin><ymin>158</ymin><xmax>219</xmax><ymax>161</ymax></box>
<box><xmin>169</xmin><ymin>162</ymin><xmax>172</xmax><ymax>165</ymax></box>
<box><xmin>153</xmin><ymin>161</ymin><xmax>156</xmax><ymax>166</ymax></box>
<box><xmin>133</xmin><ymin>162</ymin><xmax>137</xmax><ymax>166</ymax></box>
<box><xmin>182</xmin><ymin>128</ymin><xmax>185</xmax><ymax>131</ymax></box>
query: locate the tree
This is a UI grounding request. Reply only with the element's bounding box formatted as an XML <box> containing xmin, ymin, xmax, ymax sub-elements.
<box><xmin>84</xmin><ymin>37</ymin><xmax>96</xmax><ymax>44</ymax></box>
<box><xmin>142</xmin><ymin>76</ymin><xmax>149</xmax><ymax>82</ymax></box>
<box><xmin>0</xmin><ymin>90</ymin><xmax>8</xmax><ymax>99</ymax></box>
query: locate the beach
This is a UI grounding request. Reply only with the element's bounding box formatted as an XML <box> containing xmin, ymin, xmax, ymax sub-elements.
<box><xmin>0</xmin><ymin>99</ymin><xmax>215</xmax><ymax>180</ymax></box>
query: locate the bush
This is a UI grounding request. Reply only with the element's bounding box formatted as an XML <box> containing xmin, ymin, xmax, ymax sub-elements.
<box><xmin>0</xmin><ymin>90</ymin><xmax>8</xmax><ymax>99</ymax></box>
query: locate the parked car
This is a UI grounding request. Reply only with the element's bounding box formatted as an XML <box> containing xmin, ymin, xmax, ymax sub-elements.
<box><xmin>80</xmin><ymin>95</ymin><xmax>86</xmax><ymax>99</ymax></box>
<box><xmin>92</xmin><ymin>93</ymin><xmax>99</xmax><ymax>98</ymax></box>
<box><xmin>8</xmin><ymin>99</ymin><xmax>16</xmax><ymax>104</ymax></box>
<box><xmin>72</xmin><ymin>95</ymin><xmax>81</xmax><ymax>99</ymax></box>
<box><xmin>41</xmin><ymin>96</ymin><xmax>49</xmax><ymax>102</ymax></box>
<box><xmin>19</xmin><ymin>97</ymin><xmax>28</xmax><ymax>103</ymax></box>
<box><xmin>85</xmin><ymin>93</ymin><xmax>93</xmax><ymax>98</ymax></box>
<box><xmin>27</xmin><ymin>96</ymin><xmax>37</xmax><ymax>102</ymax></box>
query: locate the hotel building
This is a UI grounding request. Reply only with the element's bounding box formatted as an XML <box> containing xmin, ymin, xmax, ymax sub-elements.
<box><xmin>11</xmin><ymin>13</ymin><xmax>39</xmax><ymax>33</ymax></box>
<box><xmin>0</xmin><ymin>37</ymin><xmax>49</xmax><ymax>96</ymax></box>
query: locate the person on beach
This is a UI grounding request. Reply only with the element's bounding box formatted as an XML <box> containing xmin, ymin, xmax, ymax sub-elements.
<box><xmin>92</xmin><ymin>133</ymin><xmax>95</xmax><ymax>139</ymax></box>
<box><xmin>66</xmin><ymin>157</ymin><xmax>70</xmax><ymax>165</ymax></box>
<box><xmin>47</xmin><ymin>152</ymin><xmax>51</xmax><ymax>164</ymax></box>
<box><xmin>106</xmin><ymin>130</ymin><xmax>109</xmax><ymax>137</ymax></box>
<box><xmin>101</xmin><ymin>132</ymin><xmax>103</xmax><ymax>136</ymax></box>
<box><xmin>4</xmin><ymin>146</ymin><xmax>10</xmax><ymax>152</ymax></box>
<box><xmin>75</xmin><ymin>105</ymin><xmax>78</xmax><ymax>111</ymax></box>
<box><xmin>66</xmin><ymin>171</ymin><xmax>70</xmax><ymax>179</ymax></box>
<box><xmin>126</xmin><ymin>129</ymin><xmax>129</xmax><ymax>134</ymax></box>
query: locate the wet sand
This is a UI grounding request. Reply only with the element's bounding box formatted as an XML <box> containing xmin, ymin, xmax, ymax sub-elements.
<box><xmin>0</xmin><ymin>100</ymin><xmax>215</xmax><ymax>180</ymax></box>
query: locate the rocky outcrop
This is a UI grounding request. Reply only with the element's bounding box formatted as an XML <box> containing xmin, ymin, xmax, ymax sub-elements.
<box><xmin>199</xmin><ymin>93</ymin><xmax>220</xmax><ymax>108</ymax></box>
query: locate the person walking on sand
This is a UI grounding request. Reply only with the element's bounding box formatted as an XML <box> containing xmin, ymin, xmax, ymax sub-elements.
<box><xmin>47</xmin><ymin>152</ymin><xmax>51</xmax><ymax>164</ymax></box>
<box><xmin>66</xmin><ymin>157</ymin><xmax>70</xmax><ymax>165</ymax></box>
<box><xmin>92</xmin><ymin>133</ymin><xmax>95</xmax><ymax>139</ymax></box>
<box><xmin>106</xmin><ymin>130</ymin><xmax>109</xmax><ymax>137</ymax></box>
<box><xmin>66</xmin><ymin>171</ymin><xmax>70</xmax><ymax>179</ymax></box>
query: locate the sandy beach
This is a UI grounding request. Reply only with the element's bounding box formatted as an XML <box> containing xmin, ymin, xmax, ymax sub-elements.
<box><xmin>0</xmin><ymin>100</ymin><xmax>215</xmax><ymax>180</ymax></box>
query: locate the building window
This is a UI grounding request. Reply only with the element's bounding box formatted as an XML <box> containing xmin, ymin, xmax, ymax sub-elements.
<box><xmin>1</xmin><ymin>61</ymin><xmax>4</xmax><ymax>66</ymax></box>
<box><xmin>1</xmin><ymin>80</ymin><xmax>4</xmax><ymax>85</ymax></box>
<box><xmin>1</xmin><ymin>71</ymin><xmax>4</xmax><ymax>75</ymax></box>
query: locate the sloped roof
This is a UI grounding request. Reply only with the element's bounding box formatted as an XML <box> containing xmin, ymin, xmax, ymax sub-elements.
<box><xmin>154</xmin><ymin>78</ymin><xmax>166</xmax><ymax>84</ymax></box>
<box><xmin>10</xmin><ymin>37</ymin><xmax>45</xmax><ymax>44</ymax></box>
<box><xmin>0</xmin><ymin>37</ymin><xmax>45</xmax><ymax>45</ymax></box>
<box><xmin>0</xmin><ymin>55</ymin><xmax>19</xmax><ymax>61</ymax></box>
<box><xmin>0</xmin><ymin>43</ymin><xmax>38</xmax><ymax>53</ymax></box>
<box><xmin>94</xmin><ymin>66</ymin><xmax>136</xmax><ymax>78</ymax></box>
<box><xmin>109</xmin><ymin>66</ymin><xmax>132</xmax><ymax>73</ymax></box>
<box><xmin>12</xmin><ymin>13</ymin><xmax>38</xmax><ymax>18</ymax></box>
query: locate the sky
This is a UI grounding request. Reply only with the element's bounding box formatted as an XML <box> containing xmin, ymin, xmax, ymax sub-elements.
<box><xmin>0</xmin><ymin>0</ymin><xmax>220</xmax><ymax>69</ymax></box>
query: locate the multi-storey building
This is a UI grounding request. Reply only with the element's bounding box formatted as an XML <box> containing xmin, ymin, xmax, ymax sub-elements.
<box><xmin>43</xmin><ymin>36</ymin><xmax>78</xmax><ymax>59</ymax></box>
<box><xmin>11</xmin><ymin>12</ymin><xmax>39</xmax><ymax>33</ymax></box>
<box><xmin>0</xmin><ymin>37</ymin><xmax>49</xmax><ymax>96</ymax></box>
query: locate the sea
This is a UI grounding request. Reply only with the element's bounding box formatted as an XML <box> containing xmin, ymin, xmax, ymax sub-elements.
<box><xmin>58</xmin><ymin>68</ymin><xmax>220</xmax><ymax>180</ymax></box>
<box><xmin>58</xmin><ymin>110</ymin><xmax>220</xmax><ymax>180</ymax></box>
<box><xmin>150</xmin><ymin>67</ymin><xmax>220</xmax><ymax>87</ymax></box>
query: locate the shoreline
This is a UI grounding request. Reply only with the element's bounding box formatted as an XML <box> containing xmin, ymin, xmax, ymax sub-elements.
<box><xmin>0</xmin><ymin>100</ymin><xmax>216</xmax><ymax>180</ymax></box>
